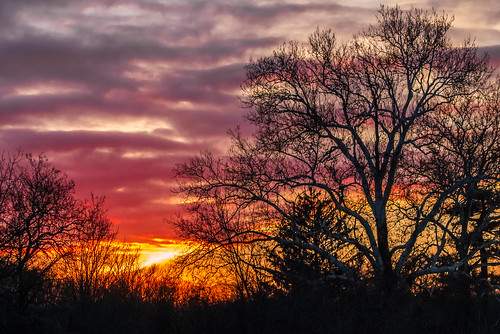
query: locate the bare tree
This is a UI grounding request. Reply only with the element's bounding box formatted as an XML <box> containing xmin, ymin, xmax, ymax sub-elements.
<box><xmin>175</xmin><ymin>6</ymin><xmax>498</xmax><ymax>291</ymax></box>
<box><xmin>58</xmin><ymin>195</ymin><xmax>117</xmax><ymax>303</ymax></box>
<box><xmin>401</xmin><ymin>82</ymin><xmax>500</xmax><ymax>291</ymax></box>
<box><xmin>267</xmin><ymin>190</ymin><xmax>362</xmax><ymax>293</ymax></box>
<box><xmin>173</xmin><ymin>198</ymin><xmax>275</xmax><ymax>300</ymax></box>
<box><xmin>0</xmin><ymin>152</ymin><xmax>78</xmax><ymax>308</ymax></box>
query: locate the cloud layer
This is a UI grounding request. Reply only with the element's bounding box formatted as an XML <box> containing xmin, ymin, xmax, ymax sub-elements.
<box><xmin>1</xmin><ymin>0</ymin><xmax>498</xmax><ymax>242</ymax></box>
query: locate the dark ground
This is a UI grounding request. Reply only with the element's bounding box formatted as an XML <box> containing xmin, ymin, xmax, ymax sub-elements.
<box><xmin>2</xmin><ymin>287</ymin><xmax>500</xmax><ymax>334</ymax></box>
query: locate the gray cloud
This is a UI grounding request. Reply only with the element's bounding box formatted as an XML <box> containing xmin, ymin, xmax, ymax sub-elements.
<box><xmin>0</xmin><ymin>0</ymin><xmax>497</xmax><ymax>240</ymax></box>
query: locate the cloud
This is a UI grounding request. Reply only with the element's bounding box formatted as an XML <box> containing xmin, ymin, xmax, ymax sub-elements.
<box><xmin>0</xmin><ymin>0</ymin><xmax>497</xmax><ymax>242</ymax></box>
<box><xmin>0</xmin><ymin>129</ymin><xmax>193</xmax><ymax>152</ymax></box>
<box><xmin>155</xmin><ymin>63</ymin><xmax>245</xmax><ymax>105</ymax></box>
<box><xmin>479</xmin><ymin>45</ymin><xmax>500</xmax><ymax>67</ymax></box>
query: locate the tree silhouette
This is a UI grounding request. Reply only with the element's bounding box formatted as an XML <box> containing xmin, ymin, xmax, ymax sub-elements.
<box><xmin>176</xmin><ymin>6</ymin><xmax>498</xmax><ymax>291</ymax></box>
<box><xmin>173</xmin><ymin>196</ymin><xmax>274</xmax><ymax>300</ymax></box>
<box><xmin>268</xmin><ymin>190</ymin><xmax>361</xmax><ymax>293</ymax></box>
<box><xmin>58</xmin><ymin>195</ymin><xmax>118</xmax><ymax>303</ymax></box>
<box><xmin>0</xmin><ymin>152</ymin><xmax>77</xmax><ymax>309</ymax></box>
<box><xmin>402</xmin><ymin>83</ymin><xmax>500</xmax><ymax>292</ymax></box>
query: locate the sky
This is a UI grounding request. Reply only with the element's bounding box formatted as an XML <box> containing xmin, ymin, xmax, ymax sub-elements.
<box><xmin>0</xmin><ymin>0</ymin><xmax>499</xmax><ymax>250</ymax></box>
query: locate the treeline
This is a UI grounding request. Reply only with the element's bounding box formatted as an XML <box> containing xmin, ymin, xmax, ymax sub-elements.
<box><xmin>3</xmin><ymin>151</ymin><xmax>497</xmax><ymax>334</ymax></box>
<box><xmin>0</xmin><ymin>152</ymin><xmax>210</xmax><ymax>333</ymax></box>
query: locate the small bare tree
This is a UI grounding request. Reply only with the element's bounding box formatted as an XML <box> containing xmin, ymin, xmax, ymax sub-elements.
<box><xmin>58</xmin><ymin>195</ymin><xmax>117</xmax><ymax>303</ymax></box>
<box><xmin>173</xmin><ymin>197</ymin><xmax>275</xmax><ymax>300</ymax></box>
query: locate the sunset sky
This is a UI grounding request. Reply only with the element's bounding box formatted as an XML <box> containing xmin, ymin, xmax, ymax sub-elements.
<box><xmin>1</xmin><ymin>0</ymin><xmax>499</xmax><ymax>252</ymax></box>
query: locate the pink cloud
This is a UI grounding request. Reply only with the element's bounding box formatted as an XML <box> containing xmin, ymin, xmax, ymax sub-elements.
<box><xmin>0</xmin><ymin>0</ymin><xmax>497</xmax><ymax>243</ymax></box>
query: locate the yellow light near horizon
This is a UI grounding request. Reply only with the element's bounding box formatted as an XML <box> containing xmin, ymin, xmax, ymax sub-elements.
<box><xmin>142</xmin><ymin>249</ymin><xmax>180</xmax><ymax>267</ymax></box>
<box><xmin>129</xmin><ymin>240</ymin><xmax>188</xmax><ymax>267</ymax></box>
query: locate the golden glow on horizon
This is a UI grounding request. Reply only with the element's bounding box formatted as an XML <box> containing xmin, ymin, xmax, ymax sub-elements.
<box><xmin>128</xmin><ymin>239</ymin><xmax>188</xmax><ymax>267</ymax></box>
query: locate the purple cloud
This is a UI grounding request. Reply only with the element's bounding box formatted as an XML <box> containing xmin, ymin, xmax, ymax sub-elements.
<box><xmin>0</xmin><ymin>0</ymin><xmax>497</xmax><ymax>242</ymax></box>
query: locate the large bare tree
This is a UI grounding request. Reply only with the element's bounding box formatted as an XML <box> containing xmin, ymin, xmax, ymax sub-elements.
<box><xmin>175</xmin><ymin>6</ymin><xmax>498</xmax><ymax>291</ymax></box>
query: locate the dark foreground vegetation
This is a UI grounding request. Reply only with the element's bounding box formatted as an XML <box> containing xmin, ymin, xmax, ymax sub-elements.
<box><xmin>2</xmin><ymin>284</ymin><xmax>500</xmax><ymax>334</ymax></box>
<box><xmin>168</xmin><ymin>290</ymin><xmax>500</xmax><ymax>334</ymax></box>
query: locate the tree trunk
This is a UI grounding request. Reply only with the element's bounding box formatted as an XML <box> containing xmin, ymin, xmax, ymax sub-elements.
<box><xmin>478</xmin><ymin>233</ymin><xmax>488</xmax><ymax>280</ymax></box>
<box><xmin>375</xmin><ymin>207</ymin><xmax>396</xmax><ymax>291</ymax></box>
